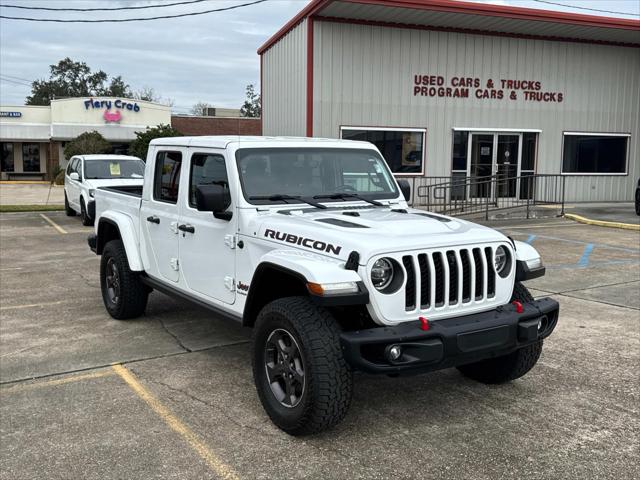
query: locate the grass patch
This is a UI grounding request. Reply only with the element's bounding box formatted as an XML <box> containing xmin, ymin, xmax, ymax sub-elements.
<box><xmin>0</xmin><ymin>204</ymin><xmax>65</xmax><ymax>213</ymax></box>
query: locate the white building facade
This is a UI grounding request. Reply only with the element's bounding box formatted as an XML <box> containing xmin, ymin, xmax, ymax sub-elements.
<box><xmin>0</xmin><ymin>97</ymin><xmax>171</xmax><ymax>180</ymax></box>
<box><xmin>259</xmin><ymin>0</ymin><xmax>640</xmax><ymax>202</ymax></box>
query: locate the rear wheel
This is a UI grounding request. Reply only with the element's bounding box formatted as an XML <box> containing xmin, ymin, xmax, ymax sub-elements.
<box><xmin>457</xmin><ymin>282</ymin><xmax>542</xmax><ymax>384</ymax></box>
<box><xmin>80</xmin><ymin>198</ymin><xmax>93</xmax><ymax>226</ymax></box>
<box><xmin>100</xmin><ymin>240</ymin><xmax>148</xmax><ymax>320</ymax></box>
<box><xmin>252</xmin><ymin>297</ymin><xmax>353</xmax><ymax>435</ymax></box>
<box><xmin>64</xmin><ymin>193</ymin><xmax>75</xmax><ymax>216</ymax></box>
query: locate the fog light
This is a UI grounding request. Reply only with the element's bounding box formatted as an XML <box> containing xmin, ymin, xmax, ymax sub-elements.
<box><xmin>388</xmin><ymin>345</ymin><xmax>402</xmax><ymax>361</ymax></box>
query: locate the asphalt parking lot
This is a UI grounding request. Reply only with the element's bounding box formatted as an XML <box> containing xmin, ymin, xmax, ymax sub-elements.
<box><xmin>1</xmin><ymin>211</ymin><xmax>638</xmax><ymax>480</ymax></box>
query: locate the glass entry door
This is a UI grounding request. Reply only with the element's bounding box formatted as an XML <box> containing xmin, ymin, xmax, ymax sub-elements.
<box><xmin>468</xmin><ymin>132</ymin><xmax>522</xmax><ymax>199</ymax></box>
<box><xmin>469</xmin><ymin>134</ymin><xmax>494</xmax><ymax>198</ymax></box>
<box><xmin>495</xmin><ymin>134</ymin><xmax>519</xmax><ymax>198</ymax></box>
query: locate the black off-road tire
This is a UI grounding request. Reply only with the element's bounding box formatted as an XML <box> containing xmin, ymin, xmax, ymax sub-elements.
<box><xmin>64</xmin><ymin>193</ymin><xmax>75</xmax><ymax>216</ymax></box>
<box><xmin>100</xmin><ymin>239</ymin><xmax>148</xmax><ymax>320</ymax></box>
<box><xmin>457</xmin><ymin>282</ymin><xmax>542</xmax><ymax>384</ymax></box>
<box><xmin>635</xmin><ymin>190</ymin><xmax>640</xmax><ymax>216</ymax></box>
<box><xmin>80</xmin><ymin>198</ymin><xmax>93</xmax><ymax>226</ymax></box>
<box><xmin>252</xmin><ymin>297</ymin><xmax>353</xmax><ymax>436</ymax></box>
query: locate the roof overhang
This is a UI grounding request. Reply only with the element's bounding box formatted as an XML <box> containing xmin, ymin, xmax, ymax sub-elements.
<box><xmin>258</xmin><ymin>0</ymin><xmax>640</xmax><ymax>53</ymax></box>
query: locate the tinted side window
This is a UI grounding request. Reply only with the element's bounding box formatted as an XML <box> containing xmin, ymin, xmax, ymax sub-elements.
<box><xmin>154</xmin><ymin>151</ymin><xmax>182</xmax><ymax>204</ymax></box>
<box><xmin>189</xmin><ymin>153</ymin><xmax>228</xmax><ymax>207</ymax></box>
<box><xmin>66</xmin><ymin>159</ymin><xmax>75</xmax><ymax>175</ymax></box>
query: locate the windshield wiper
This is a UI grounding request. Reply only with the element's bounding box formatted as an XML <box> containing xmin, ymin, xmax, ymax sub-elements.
<box><xmin>249</xmin><ymin>194</ymin><xmax>327</xmax><ymax>209</ymax></box>
<box><xmin>313</xmin><ymin>193</ymin><xmax>384</xmax><ymax>206</ymax></box>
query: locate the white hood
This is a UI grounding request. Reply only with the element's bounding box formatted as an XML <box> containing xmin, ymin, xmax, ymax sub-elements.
<box><xmin>248</xmin><ymin>204</ymin><xmax>509</xmax><ymax>263</ymax></box>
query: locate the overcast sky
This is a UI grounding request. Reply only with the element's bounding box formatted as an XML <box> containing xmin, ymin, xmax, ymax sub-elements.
<box><xmin>1</xmin><ymin>0</ymin><xmax>638</xmax><ymax>113</ymax></box>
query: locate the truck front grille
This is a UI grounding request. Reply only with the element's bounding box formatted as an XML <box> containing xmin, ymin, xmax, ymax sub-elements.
<box><xmin>402</xmin><ymin>247</ymin><xmax>497</xmax><ymax>312</ymax></box>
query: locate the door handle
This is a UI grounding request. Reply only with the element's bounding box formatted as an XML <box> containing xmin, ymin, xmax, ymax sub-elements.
<box><xmin>178</xmin><ymin>224</ymin><xmax>195</xmax><ymax>234</ymax></box>
<box><xmin>146</xmin><ymin>215</ymin><xmax>160</xmax><ymax>224</ymax></box>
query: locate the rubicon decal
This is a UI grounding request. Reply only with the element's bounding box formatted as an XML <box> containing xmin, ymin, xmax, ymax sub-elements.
<box><xmin>264</xmin><ymin>229</ymin><xmax>342</xmax><ymax>255</ymax></box>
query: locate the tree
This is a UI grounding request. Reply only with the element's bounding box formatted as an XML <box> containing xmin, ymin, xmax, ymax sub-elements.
<box><xmin>191</xmin><ymin>101</ymin><xmax>212</xmax><ymax>116</ymax></box>
<box><xmin>26</xmin><ymin>57</ymin><xmax>133</xmax><ymax>105</ymax></box>
<box><xmin>128</xmin><ymin>124</ymin><xmax>182</xmax><ymax>160</ymax></box>
<box><xmin>240</xmin><ymin>84</ymin><xmax>261</xmax><ymax>118</ymax></box>
<box><xmin>64</xmin><ymin>131</ymin><xmax>112</xmax><ymax>159</ymax></box>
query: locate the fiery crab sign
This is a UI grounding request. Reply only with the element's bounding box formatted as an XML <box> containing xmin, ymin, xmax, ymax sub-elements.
<box><xmin>413</xmin><ymin>75</ymin><xmax>564</xmax><ymax>103</ymax></box>
<box><xmin>84</xmin><ymin>98</ymin><xmax>142</xmax><ymax>123</ymax></box>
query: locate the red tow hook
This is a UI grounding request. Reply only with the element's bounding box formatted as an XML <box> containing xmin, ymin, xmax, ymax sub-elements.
<box><xmin>419</xmin><ymin>316</ymin><xmax>430</xmax><ymax>331</ymax></box>
<box><xmin>512</xmin><ymin>300</ymin><xmax>524</xmax><ymax>314</ymax></box>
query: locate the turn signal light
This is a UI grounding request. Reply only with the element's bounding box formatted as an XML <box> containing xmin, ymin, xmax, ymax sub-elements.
<box><xmin>307</xmin><ymin>281</ymin><xmax>359</xmax><ymax>296</ymax></box>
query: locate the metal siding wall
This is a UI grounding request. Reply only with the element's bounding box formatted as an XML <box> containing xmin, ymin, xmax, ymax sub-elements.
<box><xmin>263</xmin><ymin>20</ymin><xmax>307</xmax><ymax>136</ymax></box>
<box><xmin>313</xmin><ymin>22</ymin><xmax>640</xmax><ymax>201</ymax></box>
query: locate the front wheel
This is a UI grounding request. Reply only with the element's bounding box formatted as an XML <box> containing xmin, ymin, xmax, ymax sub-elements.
<box><xmin>252</xmin><ymin>297</ymin><xmax>353</xmax><ymax>435</ymax></box>
<box><xmin>456</xmin><ymin>282</ymin><xmax>542</xmax><ymax>384</ymax></box>
<box><xmin>100</xmin><ymin>240</ymin><xmax>149</xmax><ymax>320</ymax></box>
<box><xmin>80</xmin><ymin>198</ymin><xmax>93</xmax><ymax>226</ymax></box>
<box><xmin>64</xmin><ymin>192</ymin><xmax>75</xmax><ymax>216</ymax></box>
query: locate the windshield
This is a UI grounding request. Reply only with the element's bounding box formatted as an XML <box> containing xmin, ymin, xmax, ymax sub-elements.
<box><xmin>236</xmin><ymin>148</ymin><xmax>398</xmax><ymax>204</ymax></box>
<box><xmin>84</xmin><ymin>159</ymin><xmax>145</xmax><ymax>180</ymax></box>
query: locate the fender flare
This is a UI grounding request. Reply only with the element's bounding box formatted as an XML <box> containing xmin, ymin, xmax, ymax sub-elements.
<box><xmin>242</xmin><ymin>250</ymin><xmax>367</xmax><ymax>326</ymax></box>
<box><xmin>513</xmin><ymin>240</ymin><xmax>545</xmax><ymax>281</ymax></box>
<box><xmin>97</xmin><ymin>212</ymin><xmax>144</xmax><ymax>271</ymax></box>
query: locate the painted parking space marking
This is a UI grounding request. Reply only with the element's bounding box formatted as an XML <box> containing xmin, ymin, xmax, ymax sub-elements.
<box><xmin>39</xmin><ymin>213</ymin><xmax>68</xmax><ymax>234</ymax></box>
<box><xmin>578</xmin><ymin>243</ymin><xmax>595</xmax><ymax>268</ymax></box>
<box><xmin>0</xmin><ymin>300</ymin><xmax>65</xmax><ymax>311</ymax></box>
<box><xmin>112</xmin><ymin>364</ymin><xmax>240</xmax><ymax>480</ymax></box>
<box><xmin>525</xmin><ymin>234</ymin><xmax>536</xmax><ymax>244</ymax></box>
<box><xmin>0</xmin><ymin>370</ymin><xmax>114</xmax><ymax>394</ymax></box>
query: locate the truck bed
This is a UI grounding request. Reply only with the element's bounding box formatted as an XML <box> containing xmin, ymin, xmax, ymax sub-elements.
<box><xmin>94</xmin><ymin>185</ymin><xmax>143</xmax><ymax>241</ymax></box>
<box><xmin>99</xmin><ymin>185</ymin><xmax>143</xmax><ymax>197</ymax></box>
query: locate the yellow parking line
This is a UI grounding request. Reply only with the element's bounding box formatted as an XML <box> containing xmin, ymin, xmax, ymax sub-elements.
<box><xmin>0</xmin><ymin>300</ymin><xmax>65</xmax><ymax>311</ymax></box>
<box><xmin>39</xmin><ymin>213</ymin><xmax>68</xmax><ymax>234</ymax></box>
<box><xmin>112</xmin><ymin>364</ymin><xmax>240</xmax><ymax>480</ymax></box>
<box><xmin>1</xmin><ymin>370</ymin><xmax>115</xmax><ymax>394</ymax></box>
<box><xmin>564</xmin><ymin>213</ymin><xmax>640</xmax><ymax>232</ymax></box>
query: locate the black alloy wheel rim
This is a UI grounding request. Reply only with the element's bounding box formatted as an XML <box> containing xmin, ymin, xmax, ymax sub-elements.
<box><xmin>264</xmin><ymin>328</ymin><xmax>305</xmax><ymax>408</ymax></box>
<box><xmin>105</xmin><ymin>258</ymin><xmax>121</xmax><ymax>304</ymax></box>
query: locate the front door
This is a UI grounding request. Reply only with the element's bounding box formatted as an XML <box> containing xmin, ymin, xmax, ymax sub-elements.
<box><xmin>140</xmin><ymin>149</ymin><xmax>184</xmax><ymax>283</ymax></box>
<box><xmin>468</xmin><ymin>133</ymin><xmax>522</xmax><ymax>199</ymax></box>
<box><xmin>469</xmin><ymin>134</ymin><xmax>494</xmax><ymax>198</ymax></box>
<box><xmin>178</xmin><ymin>150</ymin><xmax>236</xmax><ymax>305</ymax></box>
<box><xmin>495</xmin><ymin>134</ymin><xmax>520</xmax><ymax>198</ymax></box>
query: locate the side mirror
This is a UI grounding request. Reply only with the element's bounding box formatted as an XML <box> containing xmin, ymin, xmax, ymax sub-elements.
<box><xmin>196</xmin><ymin>184</ymin><xmax>232</xmax><ymax>221</ymax></box>
<box><xmin>69</xmin><ymin>172</ymin><xmax>80</xmax><ymax>181</ymax></box>
<box><xmin>397</xmin><ymin>179</ymin><xmax>411</xmax><ymax>203</ymax></box>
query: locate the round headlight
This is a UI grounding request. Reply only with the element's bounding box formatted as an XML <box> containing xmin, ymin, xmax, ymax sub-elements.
<box><xmin>494</xmin><ymin>246</ymin><xmax>508</xmax><ymax>274</ymax></box>
<box><xmin>371</xmin><ymin>258</ymin><xmax>394</xmax><ymax>290</ymax></box>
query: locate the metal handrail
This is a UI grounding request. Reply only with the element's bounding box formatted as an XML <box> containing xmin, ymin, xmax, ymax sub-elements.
<box><xmin>409</xmin><ymin>173</ymin><xmax>565</xmax><ymax>219</ymax></box>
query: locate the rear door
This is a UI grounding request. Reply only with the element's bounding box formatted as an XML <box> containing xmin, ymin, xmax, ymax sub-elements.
<box><xmin>178</xmin><ymin>149</ymin><xmax>236</xmax><ymax>304</ymax></box>
<box><xmin>140</xmin><ymin>149</ymin><xmax>184</xmax><ymax>283</ymax></box>
<box><xmin>66</xmin><ymin>158</ymin><xmax>81</xmax><ymax>208</ymax></box>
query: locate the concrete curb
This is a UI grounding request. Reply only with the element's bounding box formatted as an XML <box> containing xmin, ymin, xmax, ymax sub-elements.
<box><xmin>564</xmin><ymin>213</ymin><xmax>640</xmax><ymax>232</ymax></box>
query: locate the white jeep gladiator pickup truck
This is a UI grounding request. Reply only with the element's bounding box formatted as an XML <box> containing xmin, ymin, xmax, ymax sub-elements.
<box><xmin>89</xmin><ymin>136</ymin><xmax>559</xmax><ymax>435</ymax></box>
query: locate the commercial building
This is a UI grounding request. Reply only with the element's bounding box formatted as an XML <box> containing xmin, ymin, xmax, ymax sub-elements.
<box><xmin>0</xmin><ymin>98</ymin><xmax>263</xmax><ymax>181</ymax></box>
<box><xmin>259</xmin><ymin>0</ymin><xmax>640</xmax><ymax>202</ymax></box>
<box><xmin>0</xmin><ymin>97</ymin><xmax>171</xmax><ymax>180</ymax></box>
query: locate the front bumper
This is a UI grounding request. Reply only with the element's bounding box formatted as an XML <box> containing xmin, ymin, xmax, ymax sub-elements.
<box><xmin>340</xmin><ymin>298</ymin><xmax>559</xmax><ymax>374</ymax></box>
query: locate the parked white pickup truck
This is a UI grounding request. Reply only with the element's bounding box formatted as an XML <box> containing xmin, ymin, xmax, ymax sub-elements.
<box><xmin>65</xmin><ymin>154</ymin><xmax>144</xmax><ymax>226</ymax></box>
<box><xmin>89</xmin><ymin>136</ymin><xmax>558</xmax><ymax>435</ymax></box>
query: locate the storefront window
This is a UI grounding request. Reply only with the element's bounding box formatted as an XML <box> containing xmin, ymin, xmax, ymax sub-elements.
<box><xmin>562</xmin><ymin>133</ymin><xmax>629</xmax><ymax>174</ymax></box>
<box><xmin>22</xmin><ymin>143</ymin><xmax>41</xmax><ymax>172</ymax></box>
<box><xmin>341</xmin><ymin>127</ymin><xmax>425</xmax><ymax>175</ymax></box>
<box><xmin>1</xmin><ymin>143</ymin><xmax>14</xmax><ymax>172</ymax></box>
